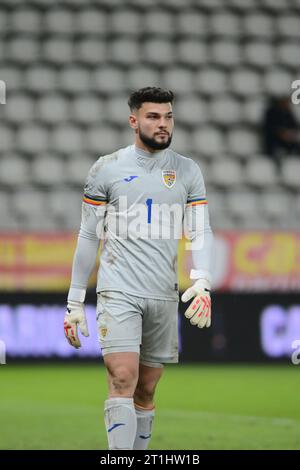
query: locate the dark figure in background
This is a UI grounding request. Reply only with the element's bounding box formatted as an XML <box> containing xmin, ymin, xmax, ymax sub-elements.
<box><xmin>262</xmin><ymin>96</ymin><xmax>300</xmax><ymax>165</ymax></box>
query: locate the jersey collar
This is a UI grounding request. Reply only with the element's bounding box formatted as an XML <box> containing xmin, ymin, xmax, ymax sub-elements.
<box><xmin>133</xmin><ymin>145</ymin><xmax>167</xmax><ymax>170</ymax></box>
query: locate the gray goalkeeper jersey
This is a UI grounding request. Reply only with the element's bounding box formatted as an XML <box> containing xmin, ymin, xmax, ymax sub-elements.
<box><xmin>72</xmin><ymin>144</ymin><xmax>213</xmax><ymax>301</ymax></box>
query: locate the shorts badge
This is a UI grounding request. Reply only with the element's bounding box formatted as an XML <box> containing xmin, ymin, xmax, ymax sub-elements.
<box><xmin>100</xmin><ymin>327</ymin><xmax>108</xmax><ymax>338</ymax></box>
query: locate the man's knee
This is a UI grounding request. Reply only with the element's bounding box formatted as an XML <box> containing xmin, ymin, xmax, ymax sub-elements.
<box><xmin>134</xmin><ymin>382</ymin><xmax>156</xmax><ymax>405</ymax></box>
<box><xmin>104</xmin><ymin>352</ymin><xmax>139</xmax><ymax>397</ymax></box>
<box><xmin>110</xmin><ymin>365</ymin><xmax>137</xmax><ymax>395</ymax></box>
<box><xmin>134</xmin><ymin>365</ymin><xmax>164</xmax><ymax>406</ymax></box>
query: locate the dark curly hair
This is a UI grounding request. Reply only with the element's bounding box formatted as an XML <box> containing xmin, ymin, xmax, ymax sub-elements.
<box><xmin>128</xmin><ymin>87</ymin><xmax>174</xmax><ymax>111</ymax></box>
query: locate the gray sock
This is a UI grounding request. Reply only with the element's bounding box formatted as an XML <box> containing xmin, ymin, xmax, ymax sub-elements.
<box><xmin>133</xmin><ymin>404</ymin><xmax>155</xmax><ymax>450</ymax></box>
<box><xmin>104</xmin><ymin>397</ymin><xmax>137</xmax><ymax>450</ymax></box>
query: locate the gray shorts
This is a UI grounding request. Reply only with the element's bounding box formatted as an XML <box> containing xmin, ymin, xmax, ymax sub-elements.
<box><xmin>96</xmin><ymin>290</ymin><xmax>179</xmax><ymax>367</ymax></box>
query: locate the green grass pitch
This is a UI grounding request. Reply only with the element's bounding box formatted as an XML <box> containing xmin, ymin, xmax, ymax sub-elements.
<box><xmin>1</xmin><ymin>363</ymin><xmax>299</xmax><ymax>450</ymax></box>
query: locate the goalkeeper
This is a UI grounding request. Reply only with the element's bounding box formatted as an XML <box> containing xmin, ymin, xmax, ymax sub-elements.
<box><xmin>64</xmin><ymin>87</ymin><xmax>214</xmax><ymax>450</ymax></box>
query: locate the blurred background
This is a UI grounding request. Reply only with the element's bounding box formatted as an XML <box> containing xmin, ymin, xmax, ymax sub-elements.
<box><xmin>0</xmin><ymin>0</ymin><xmax>300</xmax><ymax>450</ymax></box>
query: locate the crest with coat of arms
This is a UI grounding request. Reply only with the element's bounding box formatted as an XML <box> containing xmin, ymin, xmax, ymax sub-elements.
<box><xmin>162</xmin><ymin>170</ymin><xmax>176</xmax><ymax>188</ymax></box>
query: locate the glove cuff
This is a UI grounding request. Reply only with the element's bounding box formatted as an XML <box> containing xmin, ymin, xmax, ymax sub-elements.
<box><xmin>190</xmin><ymin>269</ymin><xmax>212</xmax><ymax>284</ymax></box>
<box><xmin>67</xmin><ymin>300</ymin><xmax>84</xmax><ymax>310</ymax></box>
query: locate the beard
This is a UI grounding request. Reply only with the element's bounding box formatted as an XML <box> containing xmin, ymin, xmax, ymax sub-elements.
<box><xmin>139</xmin><ymin>129</ymin><xmax>173</xmax><ymax>151</ymax></box>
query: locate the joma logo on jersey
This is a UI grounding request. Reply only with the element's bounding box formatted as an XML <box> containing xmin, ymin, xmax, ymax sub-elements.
<box><xmin>162</xmin><ymin>170</ymin><xmax>176</xmax><ymax>188</ymax></box>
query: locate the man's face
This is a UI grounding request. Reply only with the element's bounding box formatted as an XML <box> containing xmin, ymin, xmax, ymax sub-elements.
<box><xmin>130</xmin><ymin>102</ymin><xmax>174</xmax><ymax>150</ymax></box>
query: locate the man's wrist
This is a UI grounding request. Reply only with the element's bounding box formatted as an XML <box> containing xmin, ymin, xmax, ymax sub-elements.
<box><xmin>67</xmin><ymin>287</ymin><xmax>86</xmax><ymax>303</ymax></box>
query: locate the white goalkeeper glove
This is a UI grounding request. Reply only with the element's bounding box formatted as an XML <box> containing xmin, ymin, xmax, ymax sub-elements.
<box><xmin>181</xmin><ymin>279</ymin><xmax>211</xmax><ymax>328</ymax></box>
<box><xmin>64</xmin><ymin>301</ymin><xmax>89</xmax><ymax>349</ymax></box>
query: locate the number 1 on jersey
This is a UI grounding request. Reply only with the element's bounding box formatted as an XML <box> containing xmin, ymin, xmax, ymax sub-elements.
<box><xmin>146</xmin><ymin>198</ymin><xmax>153</xmax><ymax>224</ymax></box>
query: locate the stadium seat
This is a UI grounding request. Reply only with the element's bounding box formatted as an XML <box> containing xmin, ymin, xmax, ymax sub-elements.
<box><xmin>209</xmin><ymin>96</ymin><xmax>242</xmax><ymax>126</ymax></box>
<box><xmin>110</xmin><ymin>39</ymin><xmax>140</xmax><ymax>65</ymax></box>
<box><xmin>227</xmin><ymin>127</ymin><xmax>259</xmax><ymax>158</ymax></box>
<box><xmin>76</xmin><ymin>8</ymin><xmax>108</xmax><ymax>35</ymax></box>
<box><xmin>93</xmin><ymin>66</ymin><xmax>126</xmax><ymax>94</ymax></box>
<box><xmin>0</xmin><ymin>154</ymin><xmax>30</xmax><ymax>186</ymax></box>
<box><xmin>206</xmin><ymin>191</ymin><xmax>233</xmax><ymax>230</ymax></box>
<box><xmin>244</xmin><ymin>41</ymin><xmax>275</xmax><ymax>68</ymax></box>
<box><xmin>260</xmin><ymin>190</ymin><xmax>290</xmax><ymax>227</ymax></box>
<box><xmin>262</xmin><ymin>0</ymin><xmax>292</xmax><ymax>11</ymax></box>
<box><xmin>126</xmin><ymin>66</ymin><xmax>161</xmax><ymax>91</ymax></box>
<box><xmin>4</xmin><ymin>93</ymin><xmax>35</xmax><ymax>124</ymax></box>
<box><xmin>192</xmin><ymin>126</ymin><xmax>225</xmax><ymax>158</ymax></box>
<box><xmin>226</xmin><ymin>190</ymin><xmax>267</xmax><ymax>229</ymax></box>
<box><xmin>162</xmin><ymin>67</ymin><xmax>194</xmax><ymax>95</ymax></box>
<box><xmin>52</xmin><ymin>124</ymin><xmax>83</xmax><ymax>155</ymax></box>
<box><xmin>143</xmin><ymin>39</ymin><xmax>174</xmax><ymax>65</ymax></box>
<box><xmin>277</xmin><ymin>14</ymin><xmax>300</xmax><ymax>39</ymax></box>
<box><xmin>44</xmin><ymin>7</ymin><xmax>74</xmax><ymax>34</ymax></box>
<box><xmin>143</xmin><ymin>9</ymin><xmax>174</xmax><ymax>35</ymax></box>
<box><xmin>243</xmin><ymin>13</ymin><xmax>274</xmax><ymax>39</ymax></box>
<box><xmin>71</xmin><ymin>94</ymin><xmax>103</xmax><ymax>125</ymax></box>
<box><xmin>65</xmin><ymin>155</ymin><xmax>95</xmax><ymax>186</ymax></box>
<box><xmin>11</xmin><ymin>7</ymin><xmax>41</xmax><ymax>34</ymax></box>
<box><xmin>43</xmin><ymin>38</ymin><xmax>74</xmax><ymax>64</ymax></box>
<box><xmin>87</xmin><ymin>125</ymin><xmax>120</xmax><ymax>155</ymax></box>
<box><xmin>119</xmin><ymin>127</ymin><xmax>136</xmax><ymax>149</ymax></box>
<box><xmin>25</xmin><ymin>66</ymin><xmax>58</xmax><ymax>93</ymax></box>
<box><xmin>198</xmin><ymin>0</ymin><xmax>227</xmax><ymax>10</ymax></box>
<box><xmin>75</xmin><ymin>39</ymin><xmax>107</xmax><ymax>65</ymax></box>
<box><xmin>230</xmin><ymin>68</ymin><xmax>262</xmax><ymax>97</ymax></box>
<box><xmin>17</xmin><ymin>124</ymin><xmax>49</xmax><ymax>155</ymax></box>
<box><xmin>176</xmin><ymin>10</ymin><xmax>207</xmax><ymax>37</ymax></box>
<box><xmin>110</xmin><ymin>9</ymin><xmax>142</xmax><ymax>37</ymax></box>
<box><xmin>281</xmin><ymin>158</ymin><xmax>300</xmax><ymax>190</ymax></box>
<box><xmin>195</xmin><ymin>67</ymin><xmax>228</xmax><ymax>95</ymax></box>
<box><xmin>37</xmin><ymin>94</ymin><xmax>69</xmax><ymax>124</ymax></box>
<box><xmin>176</xmin><ymin>40</ymin><xmax>207</xmax><ymax>66</ymax></box>
<box><xmin>12</xmin><ymin>188</ymin><xmax>57</xmax><ymax>231</ymax></box>
<box><xmin>226</xmin><ymin>0</ymin><xmax>258</xmax><ymax>10</ymax></box>
<box><xmin>277</xmin><ymin>42</ymin><xmax>299</xmax><ymax>69</ymax></box>
<box><xmin>0</xmin><ymin>125</ymin><xmax>14</xmax><ymax>153</ymax></box>
<box><xmin>59</xmin><ymin>67</ymin><xmax>91</xmax><ymax>94</ymax></box>
<box><xmin>7</xmin><ymin>37</ymin><xmax>39</xmax><ymax>64</ymax></box>
<box><xmin>210</xmin><ymin>41</ymin><xmax>241</xmax><ymax>67</ymax></box>
<box><xmin>210</xmin><ymin>160</ymin><xmax>244</xmax><ymax>189</ymax></box>
<box><xmin>174</xmin><ymin>96</ymin><xmax>207</xmax><ymax>125</ymax></box>
<box><xmin>170</xmin><ymin>127</ymin><xmax>192</xmax><ymax>155</ymax></box>
<box><xmin>210</xmin><ymin>11</ymin><xmax>241</xmax><ymax>37</ymax></box>
<box><xmin>263</xmin><ymin>68</ymin><xmax>292</xmax><ymax>96</ymax></box>
<box><xmin>106</xmin><ymin>96</ymin><xmax>132</xmax><ymax>125</ymax></box>
<box><xmin>0</xmin><ymin>66</ymin><xmax>23</xmax><ymax>91</ymax></box>
<box><xmin>245</xmin><ymin>157</ymin><xmax>278</xmax><ymax>188</ymax></box>
<box><xmin>31</xmin><ymin>154</ymin><xmax>66</xmax><ymax>187</ymax></box>
<box><xmin>48</xmin><ymin>189</ymin><xmax>82</xmax><ymax>230</ymax></box>
<box><xmin>242</xmin><ymin>97</ymin><xmax>266</xmax><ymax>126</ymax></box>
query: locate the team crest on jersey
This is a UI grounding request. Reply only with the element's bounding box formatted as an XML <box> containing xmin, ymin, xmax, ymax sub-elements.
<box><xmin>162</xmin><ymin>170</ymin><xmax>176</xmax><ymax>188</ymax></box>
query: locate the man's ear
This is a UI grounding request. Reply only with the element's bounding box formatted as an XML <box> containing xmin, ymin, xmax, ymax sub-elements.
<box><xmin>129</xmin><ymin>114</ymin><xmax>138</xmax><ymax>131</ymax></box>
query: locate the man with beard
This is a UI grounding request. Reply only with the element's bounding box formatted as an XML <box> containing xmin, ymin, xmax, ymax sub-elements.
<box><xmin>64</xmin><ymin>87</ymin><xmax>214</xmax><ymax>450</ymax></box>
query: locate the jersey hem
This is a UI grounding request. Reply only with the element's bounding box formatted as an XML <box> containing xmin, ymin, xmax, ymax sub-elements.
<box><xmin>97</xmin><ymin>287</ymin><xmax>179</xmax><ymax>302</ymax></box>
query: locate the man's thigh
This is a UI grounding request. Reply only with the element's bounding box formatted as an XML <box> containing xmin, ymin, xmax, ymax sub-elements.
<box><xmin>97</xmin><ymin>291</ymin><xmax>143</xmax><ymax>355</ymax></box>
<box><xmin>140</xmin><ymin>299</ymin><xmax>179</xmax><ymax>367</ymax></box>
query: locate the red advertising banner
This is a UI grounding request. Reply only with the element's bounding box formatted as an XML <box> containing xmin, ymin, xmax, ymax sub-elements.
<box><xmin>0</xmin><ymin>233</ymin><xmax>97</xmax><ymax>291</ymax></box>
<box><xmin>212</xmin><ymin>231</ymin><xmax>300</xmax><ymax>292</ymax></box>
<box><xmin>0</xmin><ymin>231</ymin><xmax>299</xmax><ymax>292</ymax></box>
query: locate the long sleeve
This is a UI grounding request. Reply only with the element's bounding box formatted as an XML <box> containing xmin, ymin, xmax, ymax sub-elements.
<box><xmin>67</xmin><ymin>158</ymin><xmax>108</xmax><ymax>302</ymax></box>
<box><xmin>67</xmin><ymin>204</ymin><xmax>105</xmax><ymax>302</ymax></box>
<box><xmin>183</xmin><ymin>160</ymin><xmax>214</xmax><ymax>285</ymax></box>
